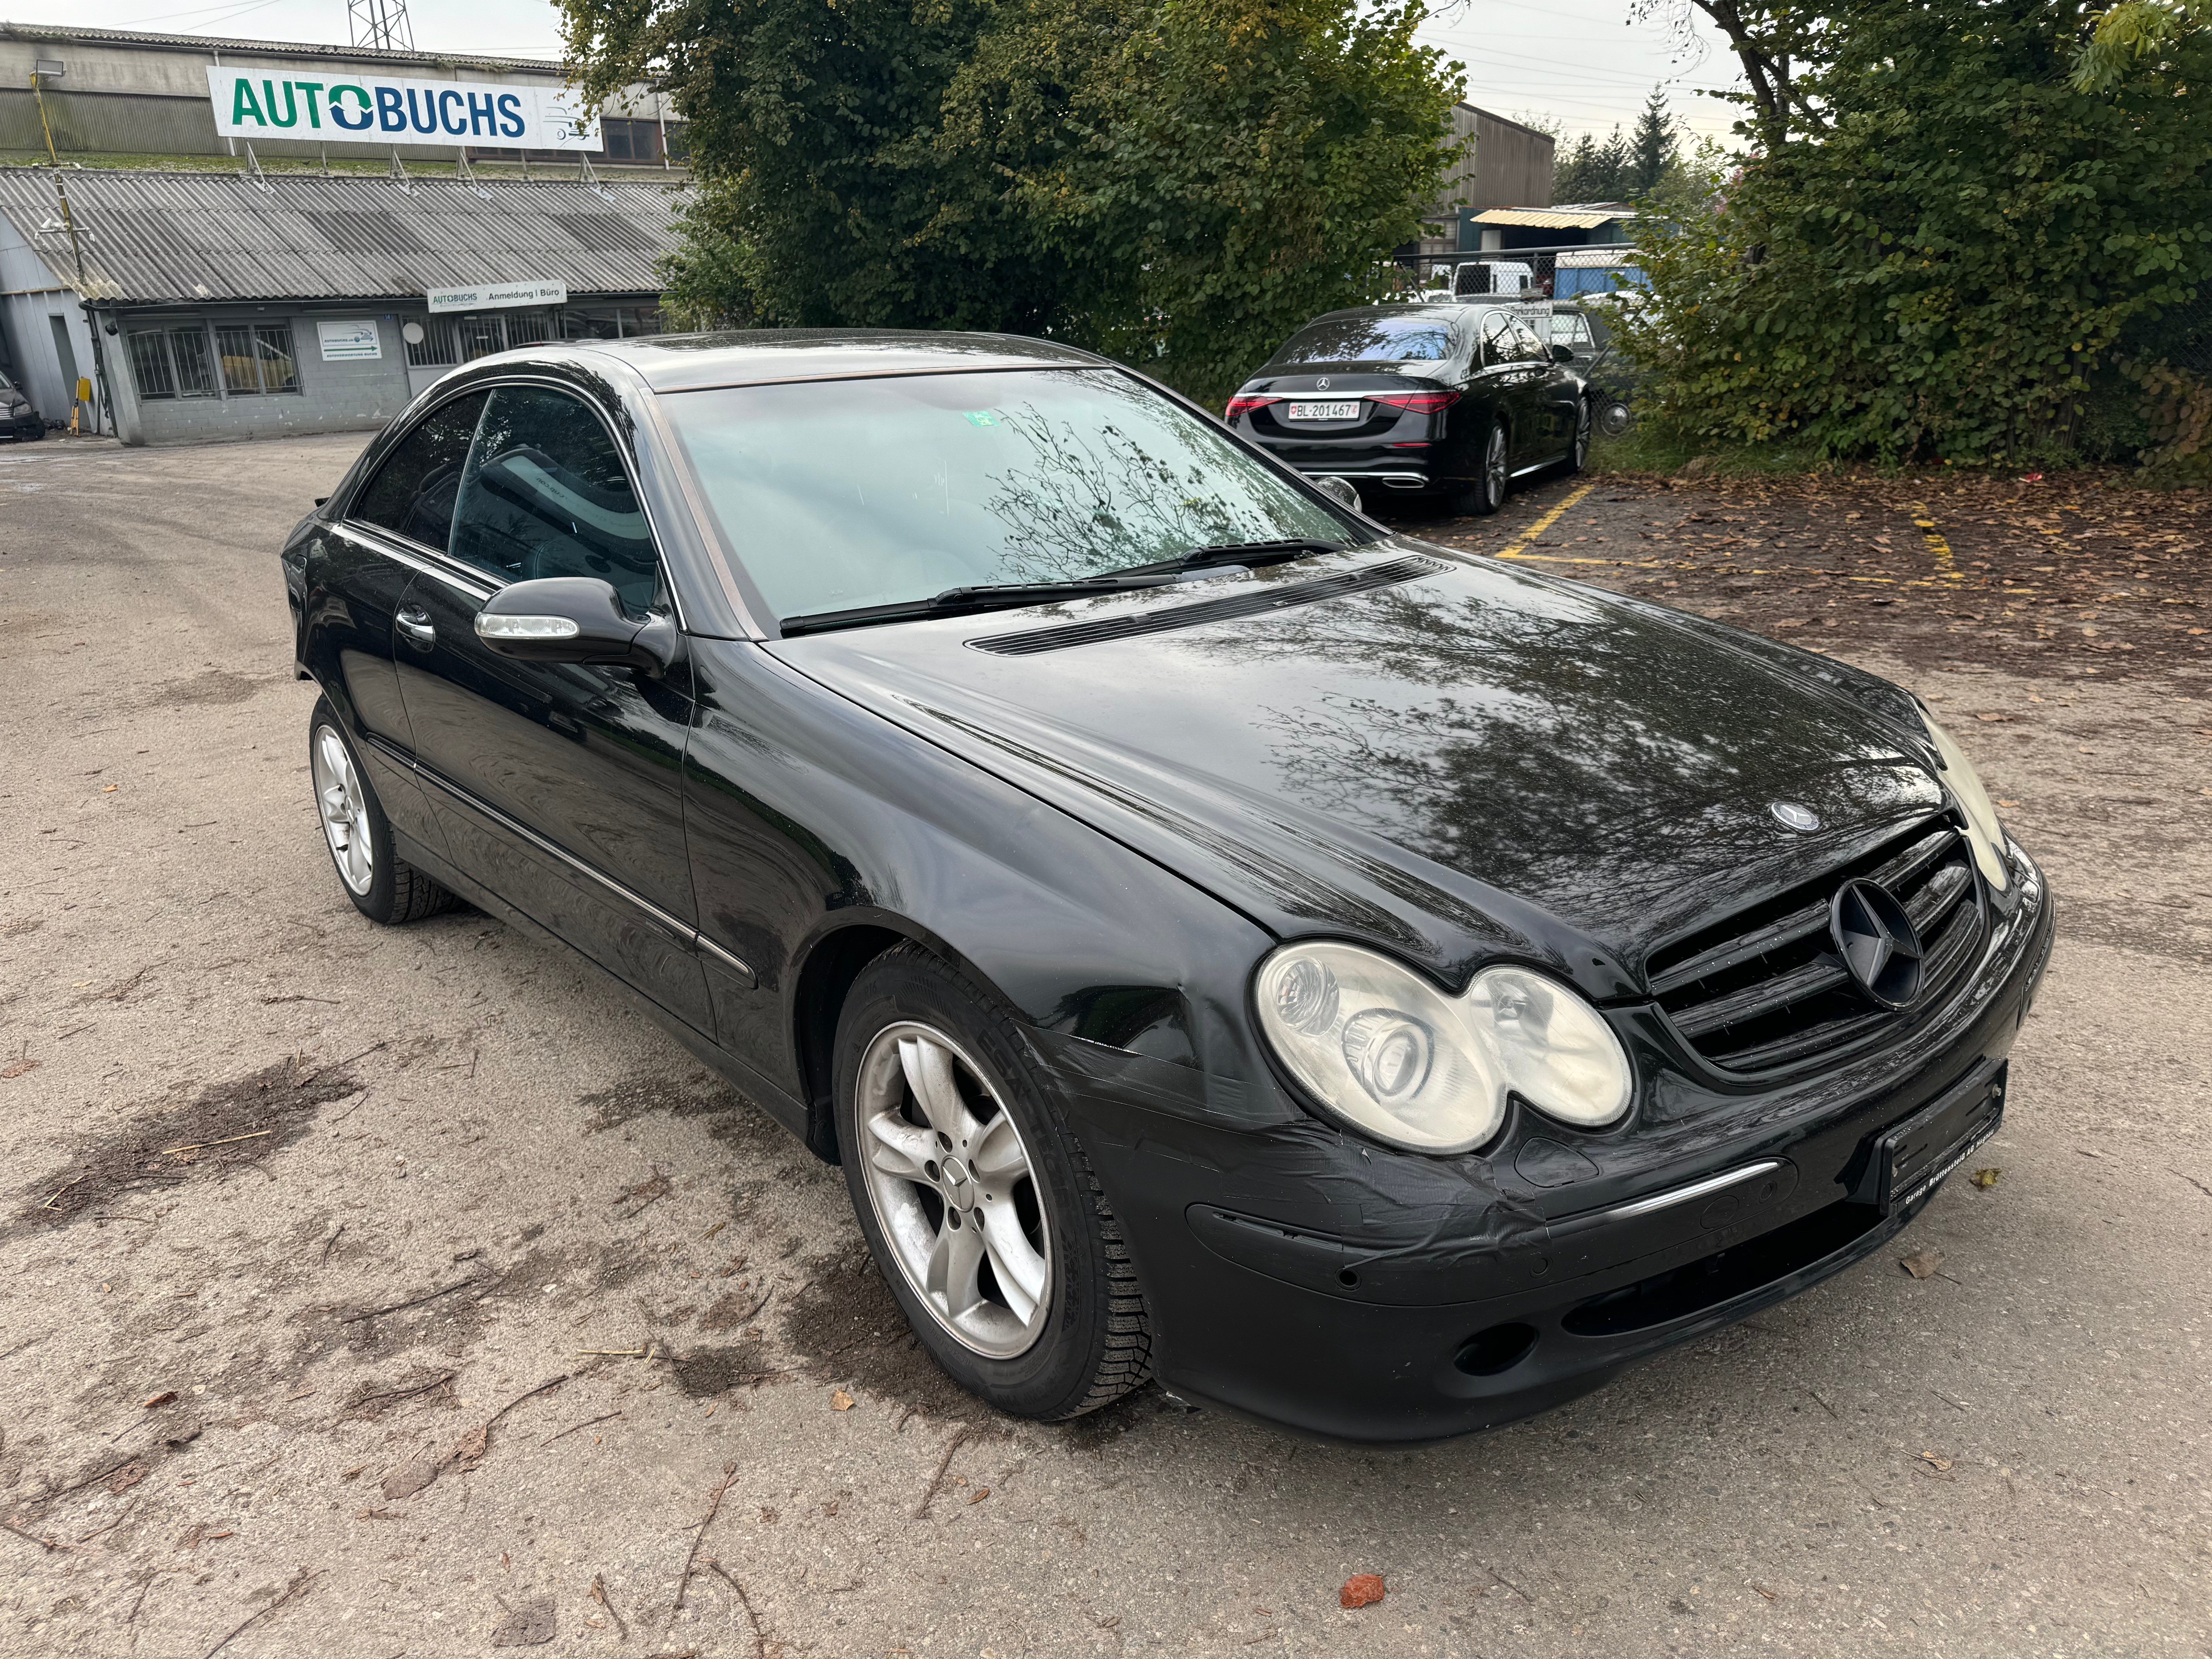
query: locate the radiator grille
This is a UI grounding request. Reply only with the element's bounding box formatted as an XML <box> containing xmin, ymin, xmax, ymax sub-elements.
<box><xmin>1646</xmin><ymin>818</ymin><xmax>1984</xmax><ymax>1073</ymax></box>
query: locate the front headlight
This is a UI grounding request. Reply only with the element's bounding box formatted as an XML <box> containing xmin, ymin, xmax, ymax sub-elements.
<box><xmin>1254</xmin><ymin>941</ymin><xmax>1632</xmax><ymax>1154</ymax></box>
<box><xmin>1916</xmin><ymin>706</ymin><xmax>2010</xmax><ymax>891</ymax></box>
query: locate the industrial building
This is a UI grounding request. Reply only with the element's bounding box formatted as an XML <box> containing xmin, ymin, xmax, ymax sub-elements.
<box><xmin>0</xmin><ymin>22</ymin><xmax>685</xmax><ymax>445</ymax></box>
<box><xmin>0</xmin><ymin>168</ymin><xmax>681</xmax><ymax>445</ymax></box>
<box><xmin>1410</xmin><ymin>105</ymin><xmax>1558</xmax><ymax>259</ymax></box>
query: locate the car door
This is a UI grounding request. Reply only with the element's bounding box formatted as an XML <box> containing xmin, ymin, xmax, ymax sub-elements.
<box><xmin>314</xmin><ymin>388</ymin><xmax>491</xmax><ymax>853</ymax></box>
<box><xmin>1472</xmin><ymin>310</ymin><xmax>1544</xmax><ymax>466</ymax></box>
<box><xmin>1511</xmin><ymin>314</ymin><xmax>1582</xmax><ymax>456</ymax></box>
<box><xmin>390</xmin><ymin>380</ymin><xmax>714</xmax><ymax>1034</ymax></box>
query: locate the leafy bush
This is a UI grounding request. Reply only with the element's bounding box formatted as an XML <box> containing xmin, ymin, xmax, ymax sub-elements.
<box><xmin>1618</xmin><ymin>0</ymin><xmax>2212</xmax><ymax>467</ymax></box>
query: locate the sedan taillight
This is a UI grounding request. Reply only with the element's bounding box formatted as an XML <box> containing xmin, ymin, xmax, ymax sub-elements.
<box><xmin>1365</xmin><ymin>390</ymin><xmax>1460</xmax><ymax>415</ymax></box>
<box><xmin>1225</xmin><ymin>394</ymin><xmax>1281</xmax><ymax>419</ymax></box>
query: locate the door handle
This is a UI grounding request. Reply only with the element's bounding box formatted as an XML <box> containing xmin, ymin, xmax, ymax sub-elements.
<box><xmin>397</xmin><ymin>606</ymin><xmax>435</xmax><ymax>649</ymax></box>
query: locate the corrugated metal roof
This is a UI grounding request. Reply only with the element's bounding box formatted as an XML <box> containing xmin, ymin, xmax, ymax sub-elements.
<box><xmin>1468</xmin><ymin>206</ymin><xmax>1631</xmax><ymax>230</ymax></box>
<box><xmin>0</xmin><ymin>22</ymin><xmax>563</xmax><ymax>76</ymax></box>
<box><xmin>0</xmin><ymin>168</ymin><xmax>683</xmax><ymax>304</ymax></box>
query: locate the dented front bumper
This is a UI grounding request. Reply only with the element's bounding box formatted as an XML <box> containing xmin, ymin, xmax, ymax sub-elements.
<box><xmin>1056</xmin><ymin>852</ymin><xmax>2054</xmax><ymax>1444</ymax></box>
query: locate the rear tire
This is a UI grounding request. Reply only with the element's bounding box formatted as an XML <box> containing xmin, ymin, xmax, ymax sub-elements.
<box><xmin>308</xmin><ymin>698</ymin><xmax>457</xmax><ymax>926</ymax></box>
<box><xmin>1563</xmin><ymin>399</ymin><xmax>1592</xmax><ymax>475</ymax></box>
<box><xmin>1448</xmin><ymin>421</ymin><xmax>1509</xmax><ymax>517</ymax></box>
<box><xmin>834</xmin><ymin>943</ymin><xmax>1151</xmax><ymax>1420</ymax></box>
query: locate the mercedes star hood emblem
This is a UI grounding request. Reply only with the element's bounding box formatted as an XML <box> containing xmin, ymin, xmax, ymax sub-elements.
<box><xmin>1769</xmin><ymin>801</ymin><xmax>1821</xmax><ymax>832</ymax></box>
<box><xmin>1830</xmin><ymin>878</ymin><xmax>1925</xmax><ymax>1009</ymax></box>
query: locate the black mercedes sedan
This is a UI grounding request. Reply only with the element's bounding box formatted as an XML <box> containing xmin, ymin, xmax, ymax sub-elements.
<box><xmin>280</xmin><ymin>330</ymin><xmax>2052</xmax><ymax>1444</ymax></box>
<box><xmin>1226</xmin><ymin>303</ymin><xmax>1589</xmax><ymax>515</ymax></box>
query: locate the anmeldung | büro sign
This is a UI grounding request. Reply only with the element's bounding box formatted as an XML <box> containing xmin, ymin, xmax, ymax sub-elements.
<box><xmin>426</xmin><ymin>281</ymin><xmax>570</xmax><ymax>314</ymax></box>
<box><xmin>205</xmin><ymin>67</ymin><xmax>598</xmax><ymax>150</ymax></box>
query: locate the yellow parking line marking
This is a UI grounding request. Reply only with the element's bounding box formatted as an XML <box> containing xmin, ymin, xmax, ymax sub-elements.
<box><xmin>1912</xmin><ymin>504</ymin><xmax>1962</xmax><ymax>581</ymax></box>
<box><xmin>1489</xmin><ymin>484</ymin><xmax>1594</xmax><ymax>561</ymax></box>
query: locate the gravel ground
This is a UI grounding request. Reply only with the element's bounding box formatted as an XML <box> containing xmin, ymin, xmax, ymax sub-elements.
<box><xmin>1</xmin><ymin>433</ymin><xmax>2207</xmax><ymax>1659</ymax></box>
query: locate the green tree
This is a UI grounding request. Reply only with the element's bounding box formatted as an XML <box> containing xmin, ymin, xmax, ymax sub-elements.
<box><xmin>1615</xmin><ymin>0</ymin><xmax>2212</xmax><ymax>463</ymax></box>
<box><xmin>1626</xmin><ymin>88</ymin><xmax>1678</xmax><ymax>195</ymax></box>
<box><xmin>1555</xmin><ymin>125</ymin><xmax>1631</xmax><ymax>200</ymax></box>
<box><xmin>558</xmin><ymin>0</ymin><xmax>1464</xmax><ymax>403</ymax></box>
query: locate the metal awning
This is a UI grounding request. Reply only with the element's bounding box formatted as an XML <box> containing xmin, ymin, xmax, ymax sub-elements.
<box><xmin>1468</xmin><ymin>207</ymin><xmax>1629</xmax><ymax>230</ymax></box>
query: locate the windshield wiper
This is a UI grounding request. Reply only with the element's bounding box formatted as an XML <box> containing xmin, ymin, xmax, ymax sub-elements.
<box><xmin>779</xmin><ymin>575</ymin><xmax>1171</xmax><ymax>638</ymax></box>
<box><xmin>1107</xmin><ymin>537</ymin><xmax>1349</xmax><ymax>579</ymax></box>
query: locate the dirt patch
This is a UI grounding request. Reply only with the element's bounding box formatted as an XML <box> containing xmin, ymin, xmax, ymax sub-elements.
<box><xmin>666</xmin><ymin>1342</ymin><xmax>779</xmax><ymax>1398</ymax></box>
<box><xmin>146</xmin><ymin>667</ymin><xmax>280</xmax><ymax>708</ymax></box>
<box><xmin>12</xmin><ymin>1054</ymin><xmax>368</xmax><ymax>1233</ymax></box>
<box><xmin>777</xmin><ymin>1249</ymin><xmax>977</xmax><ymax>1423</ymax></box>
<box><xmin>1402</xmin><ymin>469</ymin><xmax>2211</xmax><ymax>682</ymax></box>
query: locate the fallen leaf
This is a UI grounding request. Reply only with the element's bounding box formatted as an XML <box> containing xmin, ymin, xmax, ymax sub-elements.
<box><xmin>381</xmin><ymin>1450</ymin><xmax>444</xmax><ymax>1501</ymax></box>
<box><xmin>1</xmin><ymin>1058</ymin><xmax>38</xmax><ymax>1080</ymax></box>
<box><xmin>452</xmin><ymin>1423</ymin><xmax>490</xmax><ymax>1463</ymax></box>
<box><xmin>969</xmin><ymin>1487</ymin><xmax>991</xmax><ymax>1504</ymax></box>
<box><xmin>1918</xmin><ymin>1451</ymin><xmax>1954</xmax><ymax>1472</ymax></box>
<box><xmin>106</xmin><ymin>1462</ymin><xmax>148</xmax><ymax>1495</ymax></box>
<box><xmin>143</xmin><ymin>1390</ymin><xmax>177</xmax><ymax>1409</ymax></box>
<box><xmin>1970</xmin><ymin>1167</ymin><xmax>2001</xmax><ymax>1189</ymax></box>
<box><xmin>831</xmin><ymin>1389</ymin><xmax>854</xmax><ymax>1412</ymax></box>
<box><xmin>1997</xmin><ymin>798</ymin><xmax>2021</xmax><ymax>808</ymax></box>
<box><xmin>1899</xmin><ymin>1248</ymin><xmax>1944</xmax><ymax>1280</ymax></box>
<box><xmin>1340</xmin><ymin>1574</ymin><xmax>1386</xmax><ymax>1609</ymax></box>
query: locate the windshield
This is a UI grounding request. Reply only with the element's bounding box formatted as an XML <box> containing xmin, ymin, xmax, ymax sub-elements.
<box><xmin>663</xmin><ymin>368</ymin><xmax>1350</xmax><ymax>625</ymax></box>
<box><xmin>1268</xmin><ymin>315</ymin><xmax>1456</xmax><ymax>366</ymax></box>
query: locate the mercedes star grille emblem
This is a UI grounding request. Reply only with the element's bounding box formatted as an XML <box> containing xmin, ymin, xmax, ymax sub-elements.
<box><xmin>1315</xmin><ymin>377</ymin><xmax>1331</xmax><ymax>390</ymax></box>
<box><xmin>1830</xmin><ymin>878</ymin><xmax>1925</xmax><ymax>1009</ymax></box>
<box><xmin>1769</xmin><ymin>800</ymin><xmax>1821</xmax><ymax>833</ymax></box>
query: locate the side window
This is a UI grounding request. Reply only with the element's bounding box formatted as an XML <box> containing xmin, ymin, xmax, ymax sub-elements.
<box><xmin>352</xmin><ymin>391</ymin><xmax>488</xmax><ymax>551</ymax></box>
<box><xmin>449</xmin><ymin>386</ymin><xmax>661</xmax><ymax>613</ymax></box>
<box><xmin>1509</xmin><ymin>318</ymin><xmax>1551</xmax><ymax>362</ymax></box>
<box><xmin>1477</xmin><ymin>312</ymin><xmax>1512</xmax><ymax>368</ymax></box>
<box><xmin>1550</xmin><ymin>314</ymin><xmax>1592</xmax><ymax>348</ymax></box>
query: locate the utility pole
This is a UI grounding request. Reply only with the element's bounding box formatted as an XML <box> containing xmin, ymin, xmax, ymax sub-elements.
<box><xmin>31</xmin><ymin>62</ymin><xmax>111</xmax><ymax>437</ymax></box>
<box><xmin>347</xmin><ymin>0</ymin><xmax>415</xmax><ymax>52</ymax></box>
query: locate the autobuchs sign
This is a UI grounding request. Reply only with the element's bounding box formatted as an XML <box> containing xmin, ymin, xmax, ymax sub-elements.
<box><xmin>205</xmin><ymin>68</ymin><xmax>599</xmax><ymax>150</ymax></box>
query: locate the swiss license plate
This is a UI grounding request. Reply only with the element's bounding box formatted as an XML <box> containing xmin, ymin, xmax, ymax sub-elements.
<box><xmin>1869</xmin><ymin>1063</ymin><xmax>2006</xmax><ymax>1214</ymax></box>
<box><xmin>1285</xmin><ymin>400</ymin><xmax>1362</xmax><ymax>421</ymax></box>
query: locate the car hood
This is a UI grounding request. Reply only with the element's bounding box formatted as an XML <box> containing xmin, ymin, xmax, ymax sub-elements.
<box><xmin>768</xmin><ymin>543</ymin><xmax>1946</xmax><ymax>1001</ymax></box>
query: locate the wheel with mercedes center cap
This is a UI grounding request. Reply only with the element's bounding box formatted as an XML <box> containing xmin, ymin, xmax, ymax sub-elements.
<box><xmin>833</xmin><ymin>944</ymin><xmax>1151</xmax><ymax>1419</ymax></box>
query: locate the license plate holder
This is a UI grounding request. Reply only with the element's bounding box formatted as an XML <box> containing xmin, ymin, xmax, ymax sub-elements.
<box><xmin>1285</xmin><ymin>400</ymin><xmax>1362</xmax><ymax>422</ymax></box>
<box><xmin>1863</xmin><ymin>1063</ymin><xmax>2006</xmax><ymax>1215</ymax></box>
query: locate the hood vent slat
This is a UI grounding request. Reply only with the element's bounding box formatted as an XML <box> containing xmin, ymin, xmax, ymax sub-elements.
<box><xmin>969</xmin><ymin>556</ymin><xmax>1445</xmax><ymax>656</ymax></box>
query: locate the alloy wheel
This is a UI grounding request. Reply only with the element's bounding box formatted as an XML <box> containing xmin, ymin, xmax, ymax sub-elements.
<box><xmin>854</xmin><ymin>1022</ymin><xmax>1053</xmax><ymax>1358</ymax></box>
<box><xmin>1485</xmin><ymin>424</ymin><xmax>1509</xmax><ymax>508</ymax></box>
<box><xmin>312</xmin><ymin>725</ymin><xmax>374</xmax><ymax>895</ymax></box>
<box><xmin>1573</xmin><ymin>401</ymin><xmax>1592</xmax><ymax>469</ymax></box>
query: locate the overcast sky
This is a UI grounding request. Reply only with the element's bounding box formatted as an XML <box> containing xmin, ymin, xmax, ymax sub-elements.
<box><xmin>17</xmin><ymin>0</ymin><xmax>1748</xmax><ymax>144</ymax></box>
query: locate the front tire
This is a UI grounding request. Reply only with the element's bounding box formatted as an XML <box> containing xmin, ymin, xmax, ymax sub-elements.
<box><xmin>308</xmin><ymin>698</ymin><xmax>457</xmax><ymax>926</ymax></box>
<box><xmin>1449</xmin><ymin>421</ymin><xmax>1509</xmax><ymax>517</ymax></box>
<box><xmin>834</xmin><ymin>944</ymin><xmax>1151</xmax><ymax>1420</ymax></box>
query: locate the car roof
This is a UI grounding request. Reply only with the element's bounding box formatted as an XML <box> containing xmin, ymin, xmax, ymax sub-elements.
<box><xmin>506</xmin><ymin>328</ymin><xmax>1113</xmax><ymax>395</ymax></box>
<box><xmin>1300</xmin><ymin>303</ymin><xmax>1515</xmax><ymax>325</ymax></box>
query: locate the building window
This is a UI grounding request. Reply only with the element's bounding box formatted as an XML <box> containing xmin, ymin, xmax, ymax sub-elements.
<box><xmin>215</xmin><ymin>323</ymin><xmax>301</xmax><ymax>395</ymax></box>
<box><xmin>599</xmin><ymin>117</ymin><xmax>680</xmax><ymax>164</ymax></box>
<box><xmin>404</xmin><ymin>316</ymin><xmax>455</xmax><ymax>368</ymax></box>
<box><xmin>127</xmin><ymin>325</ymin><xmax>219</xmax><ymax>402</ymax></box>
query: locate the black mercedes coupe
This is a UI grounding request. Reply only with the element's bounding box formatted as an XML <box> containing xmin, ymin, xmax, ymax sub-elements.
<box><xmin>280</xmin><ymin>330</ymin><xmax>2052</xmax><ymax>1443</ymax></box>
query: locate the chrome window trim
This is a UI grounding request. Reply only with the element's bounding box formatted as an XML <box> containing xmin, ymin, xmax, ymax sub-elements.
<box><xmin>341</xmin><ymin>520</ymin><xmax>501</xmax><ymax>602</ymax></box>
<box><xmin>340</xmin><ymin>373</ymin><xmax>690</xmax><ymax>633</ymax></box>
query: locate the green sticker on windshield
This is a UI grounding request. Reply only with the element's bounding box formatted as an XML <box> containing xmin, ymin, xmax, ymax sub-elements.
<box><xmin>963</xmin><ymin>410</ymin><xmax>1000</xmax><ymax>427</ymax></box>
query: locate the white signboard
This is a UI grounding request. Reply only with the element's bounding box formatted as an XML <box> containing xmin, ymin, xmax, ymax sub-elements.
<box><xmin>317</xmin><ymin>319</ymin><xmax>382</xmax><ymax>361</ymax></box>
<box><xmin>425</xmin><ymin>281</ymin><xmax>569</xmax><ymax>314</ymax></box>
<box><xmin>206</xmin><ymin>67</ymin><xmax>598</xmax><ymax>150</ymax></box>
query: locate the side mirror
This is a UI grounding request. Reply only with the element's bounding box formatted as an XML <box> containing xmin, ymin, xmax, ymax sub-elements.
<box><xmin>1313</xmin><ymin>474</ymin><xmax>1364</xmax><ymax>514</ymax></box>
<box><xmin>475</xmin><ymin>577</ymin><xmax>678</xmax><ymax>674</ymax></box>
<box><xmin>1551</xmin><ymin>344</ymin><xmax>1577</xmax><ymax>364</ymax></box>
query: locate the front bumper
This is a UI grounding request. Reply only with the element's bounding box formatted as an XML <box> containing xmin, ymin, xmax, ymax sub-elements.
<box><xmin>1058</xmin><ymin>850</ymin><xmax>2055</xmax><ymax>1444</ymax></box>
